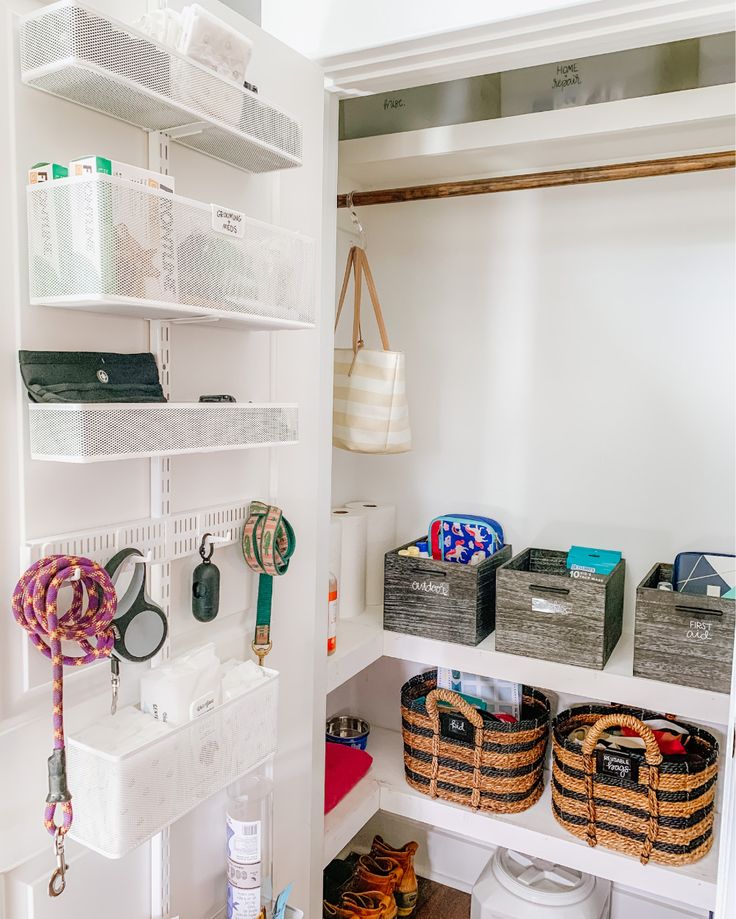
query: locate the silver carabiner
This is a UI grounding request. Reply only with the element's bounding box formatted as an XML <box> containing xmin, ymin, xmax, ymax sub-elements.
<box><xmin>48</xmin><ymin>830</ymin><xmax>68</xmax><ymax>897</ymax></box>
<box><xmin>346</xmin><ymin>191</ymin><xmax>366</xmax><ymax>250</ymax></box>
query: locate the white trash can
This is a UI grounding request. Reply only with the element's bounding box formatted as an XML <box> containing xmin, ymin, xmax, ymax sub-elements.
<box><xmin>471</xmin><ymin>848</ymin><xmax>611</xmax><ymax>919</ymax></box>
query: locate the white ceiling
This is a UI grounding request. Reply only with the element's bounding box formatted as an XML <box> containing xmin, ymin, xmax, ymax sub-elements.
<box><xmin>261</xmin><ymin>0</ymin><xmax>590</xmax><ymax>61</ymax></box>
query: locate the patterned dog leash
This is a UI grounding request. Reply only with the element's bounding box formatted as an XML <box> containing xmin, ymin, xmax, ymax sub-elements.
<box><xmin>242</xmin><ymin>502</ymin><xmax>295</xmax><ymax>665</ymax></box>
<box><xmin>12</xmin><ymin>555</ymin><xmax>117</xmax><ymax>897</ymax></box>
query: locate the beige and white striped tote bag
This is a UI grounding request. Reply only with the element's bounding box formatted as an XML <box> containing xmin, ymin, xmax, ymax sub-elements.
<box><xmin>333</xmin><ymin>246</ymin><xmax>411</xmax><ymax>453</ymax></box>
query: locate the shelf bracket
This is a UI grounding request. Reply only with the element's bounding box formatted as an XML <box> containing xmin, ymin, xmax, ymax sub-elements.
<box><xmin>165</xmin><ymin>121</ymin><xmax>208</xmax><ymax>139</ymax></box>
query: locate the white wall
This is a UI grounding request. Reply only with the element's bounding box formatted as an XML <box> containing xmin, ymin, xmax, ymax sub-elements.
<box><xmin>1</xmin><ymin>1</ymin><xmax>330</xmax><ymax>916</ymax></box>
<box><xmin>333</xmin><ymin>168</ymin><xmax>736</xmax><ymax>634</ymax></box>
<box><xmin>262</xmin><ymin>0</ymin><xmax>589</xmax><ymax>61</ymax></box>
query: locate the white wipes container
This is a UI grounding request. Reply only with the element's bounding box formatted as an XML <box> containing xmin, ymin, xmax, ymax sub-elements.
<box><xmin>471</xmin><ymin>848</ymin><xmax>611</xmax><ymax>919</ymax></box>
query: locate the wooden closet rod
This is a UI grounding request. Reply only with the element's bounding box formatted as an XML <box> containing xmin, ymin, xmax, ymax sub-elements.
<box><xmin>337</xmin><ymin>150</ymin><xmax>735</xmax><ymax>208</ymax></box>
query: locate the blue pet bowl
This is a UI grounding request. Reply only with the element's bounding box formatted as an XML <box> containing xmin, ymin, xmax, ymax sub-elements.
<box><xmin>326</xmin><ymin>715</ymin><xmax>370</xmax><ymax>750</ymax></box>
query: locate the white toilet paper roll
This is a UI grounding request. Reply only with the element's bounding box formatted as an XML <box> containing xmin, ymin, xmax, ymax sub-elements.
<box><xmin>346</xmin><ymin>502</ymin><xmax>397</xmax><ymax>607</ymax></box>
<box><xmin>331</xmin><ymin>508</ymin><xmax>367</xmax><ymax>618</ymax></box>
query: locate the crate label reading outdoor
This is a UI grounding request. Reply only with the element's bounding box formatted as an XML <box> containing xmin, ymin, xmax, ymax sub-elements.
<box><xmin>531</xmin><ymin>596</ymin><xmax>570</xmax><ymax>614</ymax></box>
<box><xmin>596</xmin><ymin>749</ymin><xmax>639</xmax><ymax>783</ymax></box>
<box><xmin>410</xmin><ymin>578</ymin><xmax>449</xmax><ymax>597</ymax></box>
<box><xmin>211</xmin><ymin>203</ymin><xmax>245</xmax><ymax>238</ymax></box>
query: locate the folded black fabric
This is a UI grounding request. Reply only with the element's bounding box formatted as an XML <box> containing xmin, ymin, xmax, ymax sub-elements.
<box><xmin>19</xmin><ymin>351</ymin><xmax>166</xmax><ymax>403</ymax></box>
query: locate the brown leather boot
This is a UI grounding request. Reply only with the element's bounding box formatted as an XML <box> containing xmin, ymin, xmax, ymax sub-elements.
<box><xmin>370</xmin><ymin>836</ymin><xmax>419</xmax><ymax>916</ymax></box>
<box><xmin>350</xmin><ymin>855</ymin><xmax>403</xmax><ymax>919</ymax></box>
<box><xmin>341</xmin><ymin>890</ymin><xmax>393</xmax><ymax>918</ymax></box>
<box><xmin>323</xmin><ymin>902</ymin><xmax>358</xmax><ymax>918</ymax></box>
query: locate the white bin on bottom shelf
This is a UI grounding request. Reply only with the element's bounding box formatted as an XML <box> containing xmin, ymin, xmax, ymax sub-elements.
<box><xmin>27</xmin><ymin>402</ymin><xmax>299</xmax><ymax>462</ymax></box>
<box><xmin>66</xmin><ymin>668</ymin><xmax>279</xmax><ymax>858</ymax></box>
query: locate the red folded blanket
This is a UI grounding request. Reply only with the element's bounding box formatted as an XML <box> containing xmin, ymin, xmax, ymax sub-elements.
<box><xmin>325</xmin><ymin>742</ymin><xmax>373</xmax><ymax>814</ymax></box>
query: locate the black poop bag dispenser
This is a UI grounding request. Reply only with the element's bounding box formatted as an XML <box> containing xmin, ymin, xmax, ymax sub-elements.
<box><xmin>192</xmin><ymin>533</ymin><xmax>220</xmax><ymax>622</ymax></box>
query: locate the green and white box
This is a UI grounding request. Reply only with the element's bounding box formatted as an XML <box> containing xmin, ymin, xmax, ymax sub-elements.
<box><xmin>28</xmin><ymin>161</ymin><xmax>68</xmax><ymax>184</ymax></box>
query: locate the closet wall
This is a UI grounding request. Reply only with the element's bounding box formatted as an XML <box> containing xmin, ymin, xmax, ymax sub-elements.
<box><xmin>334</xmin><ymin>168</ymin><xmax>735</xmax><ymax>630</ymax></box>
<box><xmin>331</xmin><ymin>166</ymin><xmax>735</xmax><ymax>910</ymax></box>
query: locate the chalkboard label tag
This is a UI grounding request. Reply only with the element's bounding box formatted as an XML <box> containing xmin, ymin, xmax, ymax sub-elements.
<box><xmin>440</xmin><ymin>711</ymin><xmax>475</xmax><ymax>745</ymax></box>
<box><xmin>597</xmin><ymin>749</ymin><xmax>639</xmax><ymax>783</ymax></box>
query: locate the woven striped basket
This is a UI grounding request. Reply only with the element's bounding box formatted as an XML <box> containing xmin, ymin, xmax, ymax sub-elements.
<box><xmin>400</xmin><ymin>670</ymin><xmax>549</xmax><ymax>813</ymax></box>
<box><xmin>552</xmin><ymin>704</ymin><xmax>719</xmax><ymax>866</ymax></box>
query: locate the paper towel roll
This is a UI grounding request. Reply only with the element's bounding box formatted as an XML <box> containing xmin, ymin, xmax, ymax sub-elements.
<box><xmin>332</xmin><ymin>508</ymin><xmax>366</xmax><ymax>619</ymax></box>
<box><xmin>346</xmin><ymin>501</ymin><xmax>397</xmax><ymax>607</ymax></box>
<box><xmin>329</xmin><ymin>518</ymin><xmax>342</xmax><ymax>581</ymax></box>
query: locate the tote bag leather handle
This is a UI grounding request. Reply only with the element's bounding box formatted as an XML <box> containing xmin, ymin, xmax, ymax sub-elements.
<box><xmin>335</xmin><ymin>246</ymin><xmax>391</xmax><ymax>354</ymax></box>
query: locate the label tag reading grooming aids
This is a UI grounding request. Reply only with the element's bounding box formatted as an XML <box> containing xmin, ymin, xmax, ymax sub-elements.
<box><xmin>440</xmin><ymin>711</ymin><xmax>475</xmax><ymax>744</ymax></box>
<box><xmin>597</xmin><ymin>749</ymin><xmax>639</xmax><ymax>783</ymax></box>
<box><xmin>211</xmin><ymin>204</ymin><xmax>245</xmax><ymax>238</ymax></box>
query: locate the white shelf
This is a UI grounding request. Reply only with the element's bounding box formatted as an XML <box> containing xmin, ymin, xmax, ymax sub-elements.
<box><xmin>19</xmin><ymin>1</ymin><xmax>302</xmax><ymax>174</ymax></box>
<box><xmin>326</xmin><ymin>609</ymin><xmax>729</xmax><ymax>723</ymax></box>
<box><xmin>383</xmin><ymin>630</ymin><xmax>730</xmax><ymax>725</ymax></box>
<box><xmin>26</xmin><ymin>175</ymin><xmax>316</xmax><ymax>329</ymax></box>
<box><xmin>324</xmin><ymin>766</ymin><xmax>380</xmax><ymax>867</ymax></box>
<box><xmin>327</xmin><ymin>607</ymin><xmax>384</xmax><ymax>694</ymax></box>
<box><xmin>31</xmin><ymin>296</ymin><xmax>314</xmax><ymax>331</ymax></box>
<box><xmin>28</xmin><ymin>402</ymin><xmax>298</xmax><ymax>463</ymax></box>
<box><xmin>339</xmin><ymin>85</ymin><xmax>735</xmax><ymax>188</ymax></box>
<box><xmin>359</xmin><ymin>727</ymin><xmax>718</xmax><ymax>912</ymax></box>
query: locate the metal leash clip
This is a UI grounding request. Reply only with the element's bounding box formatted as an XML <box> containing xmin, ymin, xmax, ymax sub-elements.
<box><xmin>48</xmin><ymin>829</ymin><xmax>68</xmax><ymax>897</ymax></box>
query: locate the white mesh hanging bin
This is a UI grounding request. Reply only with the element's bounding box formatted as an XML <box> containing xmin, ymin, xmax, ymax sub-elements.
<box><xmin>67</xmin><ymin>669</ymin><xmax>279</xmax><ymax>858</ymax></box>
<box><xmin>27</xmin><ymin>174</ymin><xmax>315</xmax><ymax>328</ymax></box>
<box><xmin>19</xmin><ymin>1</ymin><xmax>302</xmax><ymax>173</ymax></box>
<box><xmin>28</xmin><ymin>402</ymin><xmax>299</xmax><ymax>462</ymax></box>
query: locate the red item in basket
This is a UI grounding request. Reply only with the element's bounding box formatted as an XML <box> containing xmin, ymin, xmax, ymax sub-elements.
<box><xmin>324</xmin><ymin>742</ymin><xmax>373</xmax><ymax>814</ymax></box>
<box><xmin>621</xmin><ymin>726</ymin><xmax>687</xmax><ymax>756</ymax></box>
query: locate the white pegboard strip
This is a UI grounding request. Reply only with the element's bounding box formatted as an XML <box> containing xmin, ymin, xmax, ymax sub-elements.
<box><xmin>23</xmin><ymin>500</ymin><xmax>249</xmax><ymax>568</ymax></box>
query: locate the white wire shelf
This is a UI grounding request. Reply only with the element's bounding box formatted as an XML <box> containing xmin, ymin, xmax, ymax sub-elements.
<box><xmin>27</xmin><ymin>175</ymin><xmax>316</xmax><ymax>328</ymax></box>
<box><xmin>68</xmin><ymin>669</ymin><xmax>279</xmax><ymax>858</ymax></box>
<box><xmin>27</xmin><ymin>401</ymin><xmax>298</xmax><ymax>462</ymax></box>
<box><xmin>19</xmin><ymin>0</ymin><xmax>303</xmax><ymax>173</ymax></box>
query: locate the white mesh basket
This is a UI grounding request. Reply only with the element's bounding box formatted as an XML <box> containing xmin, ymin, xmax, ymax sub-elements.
<box><xmin>19</xmin><ymin>1</ymin><xmax>302</xmax><ymax>173</ymax></box>
<box><xmin>27</xmin><ymin>175</ymin><xmax>315</xmax><ymax>328</ymax></box>
<box><xmin>28</xmin><ymin>402</ymin><xmax>299</xmax><ymax>462</ymax></box>
<box><xmin>67</xmin><ymin>669</ymin><xmax>279</xmax><ymax>858</ymax></box>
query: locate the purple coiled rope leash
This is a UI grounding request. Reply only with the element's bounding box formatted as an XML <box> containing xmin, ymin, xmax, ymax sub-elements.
<box><xmin>12</xmin><ymin>555</ymin><xmax>117</xmax><ymax>896</ymax></box>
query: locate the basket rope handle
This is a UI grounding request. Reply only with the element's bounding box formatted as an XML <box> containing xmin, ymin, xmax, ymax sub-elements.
<box><xmin>581</xmin><ymin>713</ymin><xmax>662</xmax><ymax>865</ymax></box>
<box><xmin>425</xmin><ymin>688</ymin><xmax>484</xmax><ymax>809</ymax></box>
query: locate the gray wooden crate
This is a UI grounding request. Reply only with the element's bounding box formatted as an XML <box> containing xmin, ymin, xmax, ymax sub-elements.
<box><xmin>383</xmin><ymin>539</ymin><xmax>512</xmax><ymax>646</ymax></box>
<box><xmin>633</xmin><ymin>562</ymin><xmax>735</xmax><ymax>693</ymax></box>
<box><xmin>495</xmin><ymin>547</ymin><xmax>625</xmax><ymax>669</ymax></box>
